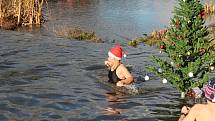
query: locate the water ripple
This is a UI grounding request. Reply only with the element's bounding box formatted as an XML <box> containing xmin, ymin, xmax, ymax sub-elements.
<box><xmin>5</xmin><ymin>96</ymin><xmax>40</xmax><ymax>107</ymax></box>
<box><xmin>0</xmin><ymin>115</ymin><xmax>8</xmax><ymax>121</ymax></box>
<box><xmin>43</xmin><ymin>101</ymin><xmax>83</xmax><ymax>111</ymax></box>
<box><xmin>42</xmin><ymin>112</ymin><xmax>62</xmax><ymax>120</ymax></box>
<box><xmin>0</xmin><ymin>88</ymin><xmax>24</xmax><ymax>93</ymax></box>
<box><xmin>84</xmin><ymin>64</ymin><xmax>105</xmax><ymax>71</ymax></box>
<box><xmin>0</xmin><ymin>103</ymin><xmax>29</xmax><ymax>118</ymax></box>
<box><xmin>0</xmin><ymin>61</ymin><xmax>17</xmax><ymax>69</ymax></box>
<box><xmin>0</xmin><ymin>49</ymin><xmax>28</xmax><ymax>57</ymax></box>
<box><xmin>31</xmin><ymin>93</ymin><xmax>72</xmax><ymax>99</ymax></box>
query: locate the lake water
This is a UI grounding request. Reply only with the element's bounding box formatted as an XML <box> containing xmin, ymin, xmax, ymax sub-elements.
<box><xmin>0</xmin><ymin>0</ymin><xmax>214</xmax><ymax>121</ymax></box>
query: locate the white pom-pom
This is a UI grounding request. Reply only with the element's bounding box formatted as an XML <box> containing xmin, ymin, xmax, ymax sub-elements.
<box><xmin>158</xmin><ymin>68</ymin><xmax>162</xmax><ymax>73</ymax></box>
<box><xmin>159</xmin><ymin>50</ymin><xmax>162</xmax><ymax>53</ymax></box>
<box><xmin>162</xmin><ymin>78</ymin><xmax>167</xmax><ymax>84</ymax></box>
<box><xmin>123</xmin><ymin>54</ymin><xmax>127</xmax><ymax>58</ymax></box>
<box><xmin>144</xmin><ymin>75</ymin><xmax>149</xmax><ymax>81</ymax></box>
<box><xmin>188</xmin><ymin>72</ymin><xmax>194</xmax><ymax>77</ymax></box>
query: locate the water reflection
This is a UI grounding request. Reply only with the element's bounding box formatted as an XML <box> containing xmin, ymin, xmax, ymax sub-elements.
<box><xmin>104</xmin><ymin>92</ymin><xmax>127</xmax><ymax>116</ymax></box>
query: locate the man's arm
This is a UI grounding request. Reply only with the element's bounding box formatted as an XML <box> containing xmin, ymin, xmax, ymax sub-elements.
<box><xmin>120</xmin><ymin>65</ymin><xmax>133</xmax><ymax>84</ymax></box>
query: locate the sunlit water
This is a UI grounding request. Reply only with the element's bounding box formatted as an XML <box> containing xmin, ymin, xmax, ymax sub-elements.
<box><xmin>0</xmin><ymin>0</ymin><xmax>214</xmax><ymax>121</ymax></box>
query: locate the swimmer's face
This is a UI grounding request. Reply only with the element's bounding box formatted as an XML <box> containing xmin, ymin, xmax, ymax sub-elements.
<box><xmin>107</xmin><ymin>56</ymin><xmax>115</xmax><ymax>64</ymax></box>
<box><xmin>107</xmin><ymin>56</ymin><xmax>119</xmax><ymax>66</ymax></box>
<box><xmin>108</xmin><ymin>56</ymin><xmax>114</xmax><ymax>60</ymax></box>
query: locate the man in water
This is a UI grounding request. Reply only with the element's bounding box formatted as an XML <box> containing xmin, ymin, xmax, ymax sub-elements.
<box><xmin>178</xmin><ymin>79</ymin><xmax>215</xmax><ymax>121</ymax></box>
<box><xmin>104</xmin><ymin>45</ymin><xmax>133</xmax><ymax>87</ymax></box>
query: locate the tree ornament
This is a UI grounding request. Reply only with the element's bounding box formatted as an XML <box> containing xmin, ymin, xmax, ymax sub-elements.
<box><xmin>144</xmin><ymin>75</ymin><xmax>149</xmax><ymax>81</ymax></box>
<box><xmin>170</xmin><ymin>61</ymin><xmax>174</xmax><ymax>65</ymax></box>
<box><xmin>187</xmin><ymin>20</ymin><xmax>192</xmax><ymax>27</ymax></box>
<box><xmin>176</xmin><ymin>64</ymin><xmax>181</xmax><ymax>68</ymax></box>
<box><xmin>188</xmin><ymin>72</ymin><xmax>194</xmax><ymax>77</ymax></box>
<box><xmin>181</xmin><ymin>92</ymin><xmax>185</xmax><ymax>99</ymax></box>
<box><xmin>162</xmin><ymin>78</ymin><xmax>168</xmax><ymax>83</ymax></box>
<box><xmin>175</xmin><ymin>19</ymin><xmax>180</xmax><ymax>28</ymax></box>
<box><xmin>177</xmin><ymin>36</ymin><xmax>181</xmax><ymax>40</ymax></box>
<box><xmin>160</xmin><ymin>45</ymin><xmax>166</xmax><ymax>49</ymax></box>
<box><xmin>187</xmin><ymin>40</ymin><xmax>192</xmax><ymax>45</ymax></box>
<box><xmin>158</xmin><ymin>68</ymin><xmax>162</xmax><ymax>73</ymax></box>
<box><xmin>210</xmin><ymin>66</ymin><xmax>215</xmax><ymax>71</ymax></box>
<box><xmin>199</xmin><ymin>48</ymin><xmax>206</xmax><ymax>55</ymax></box>
<box><xmin>199</xmin><ymin>10</ymin><xmax>205</xmax><ymax>19</ymax></box>
<box><xmin>187</xmin><ymin>51</ymin><xmax>191</xmax><ymax>55</ymax></box>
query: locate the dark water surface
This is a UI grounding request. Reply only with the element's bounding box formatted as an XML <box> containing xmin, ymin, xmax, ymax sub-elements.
<box><xmin>0</xmin><ymin>0</ymin><xmax>214</xmax><ymax>121</ymax></box>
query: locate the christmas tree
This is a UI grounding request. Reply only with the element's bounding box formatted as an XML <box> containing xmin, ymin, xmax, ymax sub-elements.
<box><xmin>148</xmin><ymin>0</ymin><xmax>215</xmax><ymax>97</ymax></box>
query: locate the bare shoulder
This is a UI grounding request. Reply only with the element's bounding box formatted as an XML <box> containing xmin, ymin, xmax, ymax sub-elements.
<box><xmin>192</xmin><ymin>104</ymin><xmax>215</xmax><ymax>121</ymax></box>
<box><xmin>117</xmin><ymin>64</ymin><xmax>127</xmax><ymax>70</ymax></box>
<box><xmin>184</xmin><ymin>104</ymin><xmax>202</xmax><ymax>116</ymax></box>
<box><xmin>181</xmin><ymin>104</ymin><xmax>215</xmax><ymax>121</ymax></box>
<box><xmin>189</xmin><ymin>104</ymin><xmax>207</xmax><ymax>115</ymax></box>
<box><xmin>191</xmin><ymin>104</ymin><xmax>205</xmax><ymax>110</ymax></box>
<box><xmin>117</xmin><ymin>64</ymin><xmax>132</xmax><ymax>77</ymax></box>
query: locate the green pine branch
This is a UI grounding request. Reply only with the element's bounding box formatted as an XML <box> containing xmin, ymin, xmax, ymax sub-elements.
<box><xmin>148</xmin><ymin>0</ymin><xmax>215</xmax><ymax>94</ymax></box>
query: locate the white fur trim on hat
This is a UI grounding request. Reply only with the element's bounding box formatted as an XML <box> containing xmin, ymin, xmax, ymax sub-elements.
<box><xmin>108</xmin><ymin>51</ymin><xmax>121</xmax><ymax>60</ymax></box>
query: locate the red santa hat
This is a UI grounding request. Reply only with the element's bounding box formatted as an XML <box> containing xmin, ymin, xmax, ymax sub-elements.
<box><xmin>108</xmin><ymin>45</ymin><xmax>127</xmax><ymax>60</ymax></box>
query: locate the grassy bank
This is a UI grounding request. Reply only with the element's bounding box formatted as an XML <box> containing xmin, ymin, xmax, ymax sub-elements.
<box><xmin>128</xmin><ymin>27</ymin><xmax>215</xmax><ymax>54</ymax></box>
<box><xmin>128</xmin><ymin>29</ymin><xmax>167</xmax><ymax>47</ymax></box>
<box><xmin>54</xmin><ymin>26</ymin><xmax>103</xmax><ymax>43</ymax></box>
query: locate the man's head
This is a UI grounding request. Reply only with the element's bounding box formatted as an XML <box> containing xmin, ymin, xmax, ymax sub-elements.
<box><xmin>108</xmin><ymin>45</ymin><xmax>126</xmax><ymax>61</ymax></box>
<box><xmin>205</xmin><ymin>79</ymin><xmax>215</xmax><ymax>102</ymax></box>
